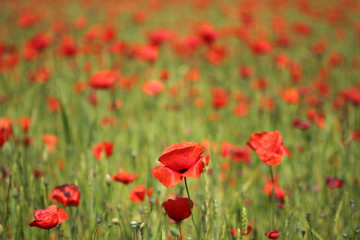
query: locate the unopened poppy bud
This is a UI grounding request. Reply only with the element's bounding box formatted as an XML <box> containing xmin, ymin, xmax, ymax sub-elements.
<box><xmin>105</xmin><ymin>174</ymin><xmax>112</xmax><ymax>187</ymax></box>
<box><xmin>355</xmin><ymin>227</ymin><xmax>360</xmax><ymax>234</ymax></box>
<box><xmin>116</xmin><ymin>204</ymin><xmax>121</xmax><ymax>212</ymax></box>
<box><xmin>149</xmin><ymin>196</ymin><xmax>155</xmax><ymax>206</ymax></box>
<box><xmin>43</xmin><ymin>179</ymin><xmax>49</xmax><ymax>187</ymax></box>
<box><xmin>131</xmin><ymin>221</ymin><xmax>137</xmax><ymax>230</ymax></box>
<box><xmin>112</xmin><ymin>218</ymin><xmax>119</xmax><ymax>225</ymax></box>
<box><xmin>301</xmin><ymin>230</ymin><xmax>306</xmax><ymax>238</ymax></box>
<box><xmin>11</xmin><ymin>188</ymin><xmax>18</xmax><ymax>198</ymax></box>
<box><xmin>2</xmin><ymin>142</ymin><xmax>12</xmax><ymax>158</ymax></box>
<box><xmin>306</xmin><ymin>213</ymin><xmax>311</xmax><ymax>222</ymax></box>
<box><xmin>186</xmin><ymin>234</ymin><xmax>192</xmax><ymax>240</ymax></box>
<box><xmin>350</xmin><ymin>200</ymin><xmax>355</xmax><ymax>208</ymax></box>
<box><xmin>107</xmin><ymin>221</ymin><xmax>112</xmax><ymax>228</ymax></box>
<box><xmin>131</xmin><ymin>151</ymin><xmax>137</xmax><ymax>158</ymax></box>
<box><xmin>96</xmin><ymin>217</ymin><xmax>102</xmax><ymax>224</ymax></box>
<box><xmin>343</xmin><ymin>232</ymin><xmax>348</xmax><ymax>238</ymax></box>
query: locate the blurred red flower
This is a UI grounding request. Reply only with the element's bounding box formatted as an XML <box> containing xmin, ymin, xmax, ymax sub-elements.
<box><xmin>129</xmin><ymin>185</ymin><xmax>153</xmax><ymax>203</ymax></box>
<box><xmin>152</xmin><ymin>142</ymin><xmax>210</xmax><ymax>188</ymax></box>
<box><xmin>92</xmin><ymin>142</ymin><xmax>114</xmax><ymax>161</ymax></box>
<box><xmin>162</xmin><ymin>197</ymin><xmax>193</xmax><ymax>222</ymax></box>
<box><xmin>47</xmin><ymin>96</ymin><xmax>60</xmax><ymax>113</ymax></box>
<box><xmin>281</xmin><ymin>88</ymin><xmax>300</xmax><ymax>104</ymax></box>
<box><xmin>89</xmin><ymin>70</ymin><xmax>119</xmax><ymax>89</ymax></box>
<box><xmin>0</xmin><ymin>117</ymin><xmax>13</xmax><ymax>147</ymax></box>
<box><xmin>265</xmin><ymin>229</ymin><xmax>280</xmax><ymax>239</ymax></box>
<box><xmin>247</xmin><ymin>131</ymin><xmax>292</xmax><ymax>166</ymax></box>
<box><xmin>326</xmin><ymin>177</ymin><xmax>344</xmax><ymax>189</ymax></box>
<box><xmin>42</xmin><ymin>134</ymin><xmax>58</xmax><ymax>153</ymax></box>
<box><xmin>50</xmin><ymin>184</ymin><xmax>81</xmax><ymax>207</ymax></box>
<box><xmin>17</xmin><ymin>116</ymin><xmax>31</xmax><ymax>132</ymax></box>
<box><xmin>142</xmin><ymin>80</ymin><xmax>164</xmax><ymax>96</ymax></box>
<box><xmin>250</xmin><ymin>39</ymin><xmax>272</xmax><ymax>55</ymax></box>
<box><xmin>112</xmin><ymin>170</ymin><xmax>138</xmax><ymax>184</ymax></box>
<box><xmin>292</xmin><ymin>118</ymin><xmax>311</xmax><ymax>130</ymax></box>
<box><xmin>29</xmin><ymin>205</ymin><xmax>68</xmax><ymax>230</ymax></box>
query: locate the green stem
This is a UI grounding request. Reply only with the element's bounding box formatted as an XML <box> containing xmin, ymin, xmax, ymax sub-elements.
<box><xmin>178</xmin><ymin>223</ymin><xmax>182</xmax><ymax>240</ymax></box>
<box><xmin>184</xmin><ymin>177</ymin><xmax>199</xmax><ymax>239</ymax></box>
<box><xmin>269</xmin><ymin>166</ymin><xmax>275</xmax><ymax>228</ymax></box>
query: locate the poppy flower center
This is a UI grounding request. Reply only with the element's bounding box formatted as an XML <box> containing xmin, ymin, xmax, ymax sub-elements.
<box><xmin>178</xmin><ymin>168</ymin><xmax>188</xmax><ymax>173</ymax></box>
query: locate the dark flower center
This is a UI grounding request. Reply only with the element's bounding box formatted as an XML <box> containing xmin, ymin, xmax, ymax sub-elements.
<box><xmin>63</xmin><ymin>191</ymin><xmax>71</xmax><ymax>198</ymax></box>
<box><xmin>178</xmin><ymin>169</ymin><xmax>188</xmax><ymax>173</ymax></box>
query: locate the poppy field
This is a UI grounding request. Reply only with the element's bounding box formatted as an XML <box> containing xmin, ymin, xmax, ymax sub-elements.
<box><xmin>1</xmin><ymin>0</ymin><xmax>360</xmax><ymax>239</ymax></box>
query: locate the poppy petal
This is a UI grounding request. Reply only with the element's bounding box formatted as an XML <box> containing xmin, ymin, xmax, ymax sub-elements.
<box><xmin>159</xmin><ymin>142</ymin><xmax>205</xmax><ymax>172</ymax></box>
<box><xmin>182</xmin><ymin>155</ymin><xmax>210</xmax><ymax>179</ymax></box>
<box><xmin>57</xmin><ymin>208</ymin><xmax>69</xmax><ymax>224</ymax></box>
<box><xmin>151</xmin><ymin>166</ymin><xmax>183</xmax><ymax>188</ymax></box>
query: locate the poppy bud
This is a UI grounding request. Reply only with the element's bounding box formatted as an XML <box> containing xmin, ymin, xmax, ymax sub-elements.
<box><xmin>131</xmin><ymin>221</ymin><xmax>137</xmax><ymax>230</ymax></box>
<box><xmin>2</xmin><ymin>142</ymin><xmax>12</xmax><ymax>158</ymax></box>
<box><xmin>43</xmin><ymin>179</ymin><xmax>49</xmax><ymax>187</ymax></box>
<box><xmin>186</xmin><ymin>235</ymin><xmax>192</xmax><ymax>240</ymax></box>
<box><xmin>105</xmin><ymin>174</ymin><xmax>112</xmax><ymax>187</ymax></box>
<box><xmin>343</xmin><ymin>232</ymin><xmax>348</xmax><ymax>238</ymax></box>
<box><xmin>96</xmin><ymin>217</ymin><xmax>102</xmax><ymax>224</ymax></box>
<box><xmin>350</xmin><ymin>200</ymin><xmax>355</xmax><ymax>209</ymax></box>
<box><xmin>112</xmin><ymin>218</ymin><xmax>119</xmax><ymax>225</ymax></box>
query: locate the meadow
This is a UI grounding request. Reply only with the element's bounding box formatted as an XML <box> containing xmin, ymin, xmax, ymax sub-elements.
<box><xmin>0</xmin><ymin>0</ymin><xmax>360</xmax><ymax>239</ymax></box>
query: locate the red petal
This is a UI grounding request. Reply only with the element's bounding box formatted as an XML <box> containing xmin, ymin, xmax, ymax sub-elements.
<box><xmin>182</xmin><ymin>155</ymin><xmax>209</xmax><ymax>179</ymax></box>
<box><xmin>57</xmin><ymin>208</ymin><xmax>69</xmax><ymax>224</ymax></box>
<box><xmin>151</xmin><ymin>166</ymin><xmax>183</xmax><ymax>188</ymax></box>
<box><xmin>162</xmin><ymin>197</ymin><xmax>193</xmax><ymax>222</ymax></box>
<box><xmin>159</xmin><ymin>142</ymin><xmax>205</xmax><ymax>172</ymax></box>
<box><xmin>45</xmin><ymin>205</ymin><xmax>58</xmax><ymax>212</ymax></box>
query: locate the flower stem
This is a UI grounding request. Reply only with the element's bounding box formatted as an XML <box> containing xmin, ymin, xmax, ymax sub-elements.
<box><xmin>178</xmin><ymin>223</ymin><xmax>182</xmax><ymax>240</ymax></box>
<box><xmin>184</xmin><ymin>177</ymin><xmax>199</xmax><ymax>238</ymax></box>
<box><xmin>269</xmin><ymin>166</ymin><xmax>275</xmax><ymax>228</ymax></box>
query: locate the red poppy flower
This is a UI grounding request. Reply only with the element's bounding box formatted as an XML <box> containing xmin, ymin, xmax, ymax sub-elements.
<box><xmin>89</xmin><ymin>70</ymin><xmax>119</xmax><ymax>89</ymax></box>
<box><xmin>230</xmin><ymin>225</ymin><xmax>252</xmax><ymax>236</ymax></box>
<box><xmin>265</xmin><ymin>229</ymin><xmax>280</xmax><ymax>239</ymax></box>
<box><xmin>239</xmin><ymin>66</ymin><xmax>253</xmax><ymax>79</ymax></box>
<box><xmin>326</xmin><ymin>177</ymin><xmax>344</xmax><ymax>189</ymax></box>
<box><xmin>33</xmin><ymin>169</ymin><xmax>44</xmax><ymax>178</ymax></box>
<box><xmin>17</xmin><ymin>116</ymin><xmax>31</xmax><ymax>132</ymax></box>
<box><xmin>247</xmin><ymin>131</ymin><xmax>292</xmax><ymax>166</ymax></box>
<box><xmin>58</xmin><ymin>36</ymin><xmax>77</xmax><ymax>58</ymax></box>
<box><xmin>211</xmin><ymin>87</ymin><xmax>229</xmax><ymax>109</ymax></box>
<box><xmin>250</xmin><ymin>39</ymin><xmax>273</xmax><ymax>55</ymax></box>
<box><xmin>47</xmin><ymin>96</ymin><xmax>60</xmax><ymax>113</ymax></box>
<box><xmin>152</xmin><ymin>142</ymin><xmax>210</xmax><ymax>188</ymax></box>
<box><xmin>92</xmin><ymin>142</ymin><xmax>114</xmax><ymax>161</ymax></box>
<box><xmin>42</xmin><ymin>134</ymin><xmax>58</xmax><ymax>153</ymax></box>
<box><xmin>281</xmin><ymin>88</ymin><xmax>300</xmax><ymax>104</ymax></box>
<box><xmin>129</xmin><ymin>185</ymin><xmax>153</xmax><ymax>203</ymax></box>
<box><xmin>231</xmin><ymin>147</ymin><xmax>250</xmax><ymax>164</ymax></box>
<box><xmin>0</xmin><ymin>117</ymin><xmax>13</xmax><ymax>147</ymax></box>
<box><xmin>49</xmin><ymin>184</ymin><xmax>81</xmax><ymax>207</ymax></box>
<box><xmin>112</xmin><ymin>170</ymin><xmax>138</xmax><ymax>184</ymax></box>
<box><xmin>289</xmin><ymin>62</ymin><xmax>302</xmax><ymax>83</ymax></box>
<box><xmin>136</xmin><ymin>44</ymin><xmax>158</xmax><ymax>62</ymax></box>
<box><xmin>29</xmin><ymin>205</ymin><xmax>68</xmax><ymax>230</ymax></box>
<box><xmin>142</xmin><ymin>80</ymin><xmax>164</xmax><ymax>96</ymax></box>
<box><xmin>263</xmin><ymin>178</ymin><xmax>286</xmax><ymax>202</ymax></box>
<box><xmin>198</xmin><ymin>23</ymin><xmax>218</xmax><ymax>45</ymax></box>
<box><xmin>292</xmin><ymin>118</ymin><xmax>311</xmax><ymax>130</ymax></box>
<box><xmin>162</xmin><ymin>197</ymin><xmax>193</xmax><ymax>222</ymax></box>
